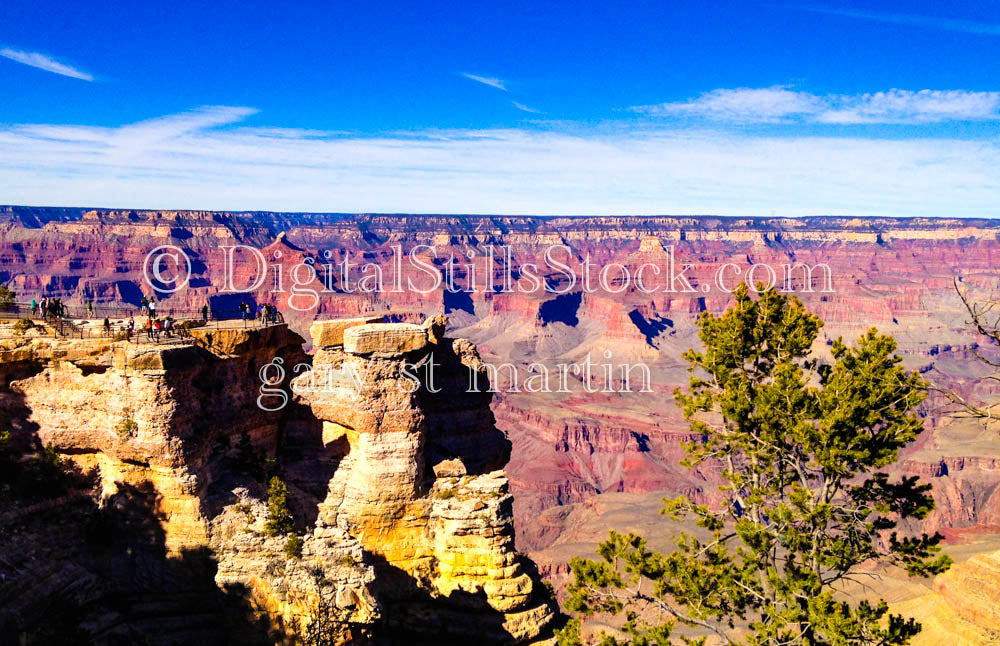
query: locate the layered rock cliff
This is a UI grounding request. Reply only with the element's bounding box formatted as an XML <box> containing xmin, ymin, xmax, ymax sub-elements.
<box><xmin>894</xmin><ymin>547</ymin><xmax>1000</xmax><ymax>645</ymax></box>
<box><xmin>293</xmin><ymin>317</ymin><xmax>555</xmax><ymax>643</ymax></box>
<box><xmin>0</xmin><ymin>317</ymin><xmax>555</xmax><ymax>644</ymax></box>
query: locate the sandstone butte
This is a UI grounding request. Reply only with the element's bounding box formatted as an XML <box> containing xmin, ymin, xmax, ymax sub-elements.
<box><xmin>0</xmin><ymin>316</ymin><xmax>557</xmax><ymax>644</ymax></box>
<box><xmin>3</xmin><ymin>207</ymin><xmax>1000</xmax><ymax>639</ymax></box>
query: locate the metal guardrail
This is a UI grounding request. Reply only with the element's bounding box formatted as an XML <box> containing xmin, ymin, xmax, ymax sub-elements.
<box><xmin>0</xmin><ymin>301</ymin><xmax>278</xmax><ymax>322</ymax></box>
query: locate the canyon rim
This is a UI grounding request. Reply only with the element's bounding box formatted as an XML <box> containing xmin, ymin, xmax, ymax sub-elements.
<box><xmin>1</xmin><ymin>208</ymin><xmax>1000</xmax><ymax>643</ymax></box>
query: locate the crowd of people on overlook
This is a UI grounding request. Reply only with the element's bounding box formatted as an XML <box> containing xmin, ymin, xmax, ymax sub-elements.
<box><xmin>29</xmin><ymin>297</ymin><xmax>100</xmax><ymax>319</ymax></box>
<box><xmin>100</xmin><ymin>314</ymin><xmax>177</xmax><ymax>342</ymax></box>
<box><xmin>239</xmin><ymin>301</ymin><xmax>281</xmax><ymax>325</ymax></box>
<box><xmin>30</xmin><ymin>297</ymin><xmax>69</xmax><ymax>319</ymax></box>
<box><xmin>17</xmin><ymin>293</ymin><xmax>283</xmax><ymax>343</ymax></box>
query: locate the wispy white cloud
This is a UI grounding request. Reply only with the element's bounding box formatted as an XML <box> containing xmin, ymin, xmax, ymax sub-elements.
<box><xmin>634</xmin><ymin>87</ymin><xmax>821</xmax><ymax>122</ymax></box>
<box><xmin>462</xmin><ymin>73</ymin><xmax>507</xmax><ymax>91</ymax></box>
<box><xmin>114</xmin><ymin>106</ymin><xmax>258</xmax><ymax>143</ymax></box>
<box><xmin>0</xmin><ymin>48</ymin><xmax>93</xmax><ymax>81</ymax></box>
<box><xmin>818</xmin><ymin>89</ymin><xmax>1000</xmax><ymax>124</ymax></box>
<box><xmin>795</xmin><ymin>6</ymin><xmax>1000</xmax><ymax>37</ymax></box>
<box><xmin>633</xmin><ymin>87</ymin><xmax>1000</xmax><ymax>124</ymax></box>
<box><xmin>512</xmin><ymin>101</ymin><xmax>543</xmax><ymax>114</ymax></box>
<box><xmin>0</xmin><ymin>105</ymin><xmax>998</xmax><ymax>217</ymax></box>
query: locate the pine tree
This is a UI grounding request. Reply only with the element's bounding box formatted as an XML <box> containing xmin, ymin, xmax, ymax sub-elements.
<box><xmin>560</xmin><ymin>284</ymin><xmax>952</xmax><ymax>645</ymax></box>
<box><xmin>0</xmin><ymin>285</ymin><xmax>15</xmax><ymax>312</ymax></box>
<box><xmin>265</xmin><ymin>476</ymin><xmax>294</xmax><ymax>536</ymax></box>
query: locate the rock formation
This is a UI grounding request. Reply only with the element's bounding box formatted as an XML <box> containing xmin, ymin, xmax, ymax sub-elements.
<box><xmin>0</xmin><ymin>318</ymin><xmax>555</xmax><ymax>644</ymax></box>
<box><xmin>6</xmin><ymin>325</ymin><xmax>306</xmax><ymax>553</ymax></box>
<box><xmin>893</xmin><ymin>548</ymin><xmax>1000</xmax><ymax>645</ymax></box>
<box><xmin>293</xmin><ymin>317</ymin><xmax>555</xmax><ymax>643</ymax></box>
<box><xmin>933</xmin><ymin>549</ymin><xmax>1000</xmax><ymax>636</ymax></box>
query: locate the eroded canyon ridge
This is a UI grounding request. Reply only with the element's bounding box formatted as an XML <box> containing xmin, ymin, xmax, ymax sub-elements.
<box><xmin>2</xmin><ymin>206</ymin><xmax>1000</xmax><ymax>642</ymax></box>
<box><xmin>1</xmin><ymin>317</ymin><xmax>556</xmax><ymax>644</ymax></box>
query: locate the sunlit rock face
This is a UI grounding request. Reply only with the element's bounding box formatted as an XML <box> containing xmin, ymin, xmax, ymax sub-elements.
<box><xmin>0</xmin><ymin>317</ymin><xmax>554</xmax><ymax>644</ymax></box>
<box><xmin>7</xmin><ymin>325</ymin><xmax>308</xmax><ymax>554</ymax></box>
<box><xmin>934</xmin><ymin>550</ymin><xmax>1000</xmax><ymax>632</ymax></box>
<box><xmin>893</xmin><ymin>548</ymin><xmax>1000</xmax><ymax>645</ymax></box>
<box><xmin>1</xmin><ymin>325</ymin><xmax>384</xmax><ymax>643</ymax></box>
<box><xmin>294</xmin><ymin>318</ymin><xmax>555</xmax><ymax>643</ymax></box>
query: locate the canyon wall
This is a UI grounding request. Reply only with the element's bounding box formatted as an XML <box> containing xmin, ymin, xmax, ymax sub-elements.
<box><xmin>0</xmin><ymin>317</ymin><xmax>555</xmax><ymax>644</ymax></box>
<box><xmin>3</xmin><ymin>207</ymin><xmax>999</xmax><ymax>546</ymax></box>
<box><xmin>3</xmin><ymin>207</ymin><xmax>1000</xmax><ymax>637</ymax></box>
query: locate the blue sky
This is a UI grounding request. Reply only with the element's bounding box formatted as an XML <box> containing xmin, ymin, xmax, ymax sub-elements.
<box><xmin>1</xmin><ymin>1</ymin><xmax>999</xmax><ymax>216</ymax></box>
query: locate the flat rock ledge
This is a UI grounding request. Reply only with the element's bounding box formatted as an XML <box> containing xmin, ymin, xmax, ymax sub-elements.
<box><xmin>343</xmin><ymin>322</ymin><xmax>429</xmax><ymax>357</ymax></box>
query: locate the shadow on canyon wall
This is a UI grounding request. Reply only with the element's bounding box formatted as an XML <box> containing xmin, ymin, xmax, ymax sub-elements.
<box><xmin>0</xmin><ymin>477</ymin><xmax>273</xmax><ymax>644</ymax></box>
<box><xmin>0</xmin><ymin>365</ymin><xmax>271</xmax><ymax>645</ymax></box>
